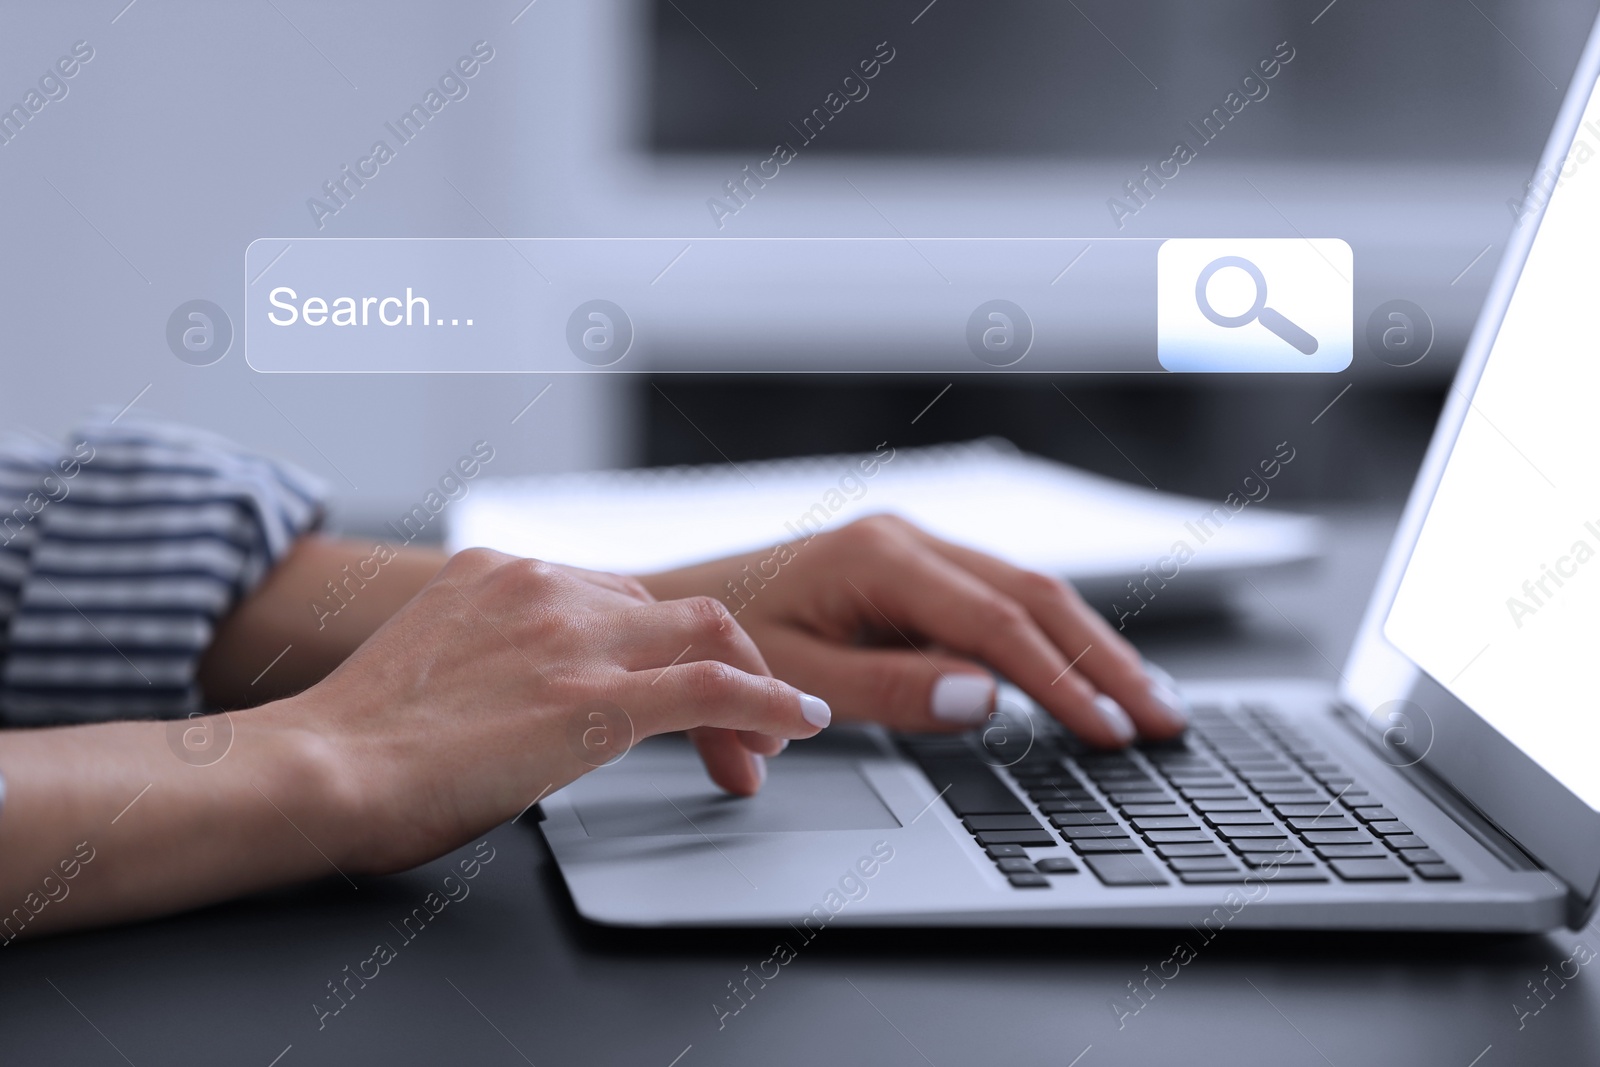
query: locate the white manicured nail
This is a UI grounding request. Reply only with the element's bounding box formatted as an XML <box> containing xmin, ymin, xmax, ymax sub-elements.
<box><xmin>775</xmin><ymin>738</ymin><xmax>789</xmax><ymax>753</ymax></box>
<box><xmin>751</xmin><ymin>753</ymin><xmax>767</xmax><ymax>787</ymax></box>
<box><xmin>1093</xmin><ymin>694</ymin><xmax>1137</xmax><ymax>744</ymax></box>
<box><xmin>1148</xmin><ymin>680</ymin><xmax>1189</xmax><ymax>728</ymax></box>
<box><xmin>931</xmin><ymin>674</ymin><xmax>996</xmax><ymax>723</ymax></box>
<box><xmin>1142</xmin><ymin>659</ymin><xmax>1190</xmax><ymax>729</ymax></box>
<box><xmin>799</xmin><ymin>693</ymin><xmax>832</xmax><ymax>728</ymax></box>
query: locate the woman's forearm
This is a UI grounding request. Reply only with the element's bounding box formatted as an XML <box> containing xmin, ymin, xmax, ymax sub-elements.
<box><xmin>198</xmin><ymin>536</ymin><xmax>448</xmax><ymax>708</ymax></box>
<box><xmin>0</xmin><ymin>547</ymin><xmax>829</xmax><ymax>942</ymax></box>
<box><xmin>0</xmin><ymin>705</ymin><xmax>348</xmax><ymax>940</ymax></box>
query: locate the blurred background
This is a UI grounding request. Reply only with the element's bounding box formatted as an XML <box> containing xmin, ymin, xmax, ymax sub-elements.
<box><xmin>1</xmin><ymin>0</ymin><xmax>1595</xmax><ymax>535</ymax></box>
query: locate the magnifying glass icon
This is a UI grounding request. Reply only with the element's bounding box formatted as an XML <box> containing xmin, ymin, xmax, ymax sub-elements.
<box><xmin>1194</xmin><ymin>256</ymin><xmax>1319</xmax><ymax>356</ymax></box>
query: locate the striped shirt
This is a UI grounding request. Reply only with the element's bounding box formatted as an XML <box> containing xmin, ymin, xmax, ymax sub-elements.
<box><xmin>0</xmin><ymin>417</ymin><xmax>325</xmax><ymax>726</ymax></box>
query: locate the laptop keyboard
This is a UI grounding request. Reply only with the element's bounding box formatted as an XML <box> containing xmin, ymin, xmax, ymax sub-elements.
<box><xmin>901</xmin><ymin>702</ymin><xmax>1462</xmax><ymax>889</ymax></box>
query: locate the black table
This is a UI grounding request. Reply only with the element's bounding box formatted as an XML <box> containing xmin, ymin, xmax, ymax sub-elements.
<box><xmin>5</xmin><ymin>507</ymin><xmax>1597</xmax><ymax>1066</ymax></box>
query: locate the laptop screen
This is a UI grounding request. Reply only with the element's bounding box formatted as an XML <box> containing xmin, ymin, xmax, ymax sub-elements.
<box><xmin>1382</xmin><ymin>74</ymin><xmax>1600</xmax><ymax>813</ymax></box>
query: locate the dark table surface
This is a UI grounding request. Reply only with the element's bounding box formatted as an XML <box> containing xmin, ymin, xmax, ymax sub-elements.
<box><xmin>4</xmin><ymin>506</ymin><xmax>1598</xmax><ymax>1067</ymax></box>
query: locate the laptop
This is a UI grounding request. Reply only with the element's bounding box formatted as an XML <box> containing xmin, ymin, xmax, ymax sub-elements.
<box><xmin>534</xmin><ymin>16</ymin><xmax>1600</xmax><ymax>933</ymax></box>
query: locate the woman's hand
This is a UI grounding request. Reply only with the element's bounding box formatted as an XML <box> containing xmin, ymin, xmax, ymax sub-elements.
<box><xmin>0</xmin><ymin>548</ymin><xmax>828</xmax><ymax>936</ymax></box>
<box><xmin>296</xmin><ymin>547</ymin><xmax>830</xmax><ymax>873</ymax></box>
<box><xmin>638</xmin><ymin>515</ymin><xmax>1187</xmax><ymax>747</ymax></box>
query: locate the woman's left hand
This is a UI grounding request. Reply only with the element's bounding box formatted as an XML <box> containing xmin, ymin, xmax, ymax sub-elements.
<box><xmin>639</xmin><ymin>514</ymin><xmax>1188</xmax><ymax>748</ymax></box>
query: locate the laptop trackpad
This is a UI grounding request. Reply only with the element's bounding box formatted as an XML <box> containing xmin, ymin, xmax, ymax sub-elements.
<box><xmin>569</xmin><ymin>757</ymin><xmax>902</xmax><ymax>837</ymax></box>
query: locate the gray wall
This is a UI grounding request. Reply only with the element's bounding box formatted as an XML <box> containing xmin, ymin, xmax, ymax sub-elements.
<box><xmin>0</xmin><ymin>1</ymin><xmax>632</xmax><ymax>535</ymax></box>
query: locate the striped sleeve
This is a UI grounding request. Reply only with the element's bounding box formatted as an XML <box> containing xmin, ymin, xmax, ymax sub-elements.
<box><xmin>0</xmin><ymin>416</ymin><xmax>326</xmax><ymax>726</ymax></box>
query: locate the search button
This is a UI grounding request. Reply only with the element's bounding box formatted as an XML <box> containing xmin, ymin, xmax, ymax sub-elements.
<box><xmin>1157</xmin><ymin>238</ymin><xmax>1352</xmax><ymax>373</ymax></box>
<box><xmin>1195</xmin><ymin>256</ymin><xmax>1319</xmax><ymax>355</ymax></box>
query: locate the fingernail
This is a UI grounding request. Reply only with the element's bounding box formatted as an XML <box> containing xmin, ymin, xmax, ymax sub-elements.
<box><xmin>751</xmin><ymin>753</ymin><xmax>767</xmax><ymax>787</ymax></box>
<box><xmin>1093</xmin><ymin>694</ymin><xmax>1137</xmax><ymax>744</ymax></box>
<box><xmin>1142</xmin><ymin>659</ymin><xmax>1190</xmax><ymax>729</ymax></box>
<box><xmin>1147</xmin><ymin>679</ymin><xmax>1190</xmax><ymax>729</ymax></box>
<box><xmin>799</xmin><ymin>693</ymin><xmax>832</xmax><ymax>729</ymax></box>
<box><xmin>931</xmin><ymin>673</ymin><xmax>995</xmax><ymax>724</ymax></box>
<box><xmin>775</xmin><ymin>738</ymin><xmax>790</xmax><ymax>753</ymax></box>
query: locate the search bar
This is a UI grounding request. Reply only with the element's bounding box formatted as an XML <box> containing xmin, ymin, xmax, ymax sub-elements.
<box><xmin>243</xmin><ymin>237</ymin><xmax>1351</xmax><ymax>373</ymax></box>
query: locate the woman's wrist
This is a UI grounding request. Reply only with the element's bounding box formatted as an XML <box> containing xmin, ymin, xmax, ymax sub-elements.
<box><xmin>636</xmin><ymin>559</ymin><xmax>739</xmax><ymax>607</ymax></box>
<box><xmin>248</xmin><ymin>688</ymin><xmax>384</xmax><ymax>876</ymax></box>
<box><xmin>199</xmin><ymin>537</ymin><xmax>449</xmax><ymax>709</ymax></box>
<box><xmin>0</xmin><ymin>703</ymin><xmax>358</xmax><ymax>937</ymax></box>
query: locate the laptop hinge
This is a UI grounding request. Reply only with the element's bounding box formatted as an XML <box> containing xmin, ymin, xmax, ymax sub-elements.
<box><xmin>1332</xmin><ymin>701</ymin><xmax>1594</xmax><ymax>926</ymax></box>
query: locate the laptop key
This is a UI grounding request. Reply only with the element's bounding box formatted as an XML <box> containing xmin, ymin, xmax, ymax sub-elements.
<box><xmin>1074</xmin><ymin>838</ymin><xmax>1144</xmax><ymax>853</ymax></box>
<box><xmin>1021</xmin><ymin>784</ymin><xmax>1090</xmax><ymax>799</ymax></box>
<box><xmin>1204</xmin><ymin>812</ymin><xmax>1275</xmax><ymax>826</ymax></box>
<box><xmin>1399</xmin><ymin>849</ymin><xmax>1444</xmax><ymax>865</ymax></box>
<box><xmin>915</xmin><ymin>760</ymin><xmax>1028</xmax><ymax>816</ymax></box>
<box><xmin>1008</xmin><ymin>872</ymin><xmax>1051</xmax><ymax>888</ymax></box>
<box><xmin>1156</xmin><ymin>843</ymin><xmax>1228</xmax><ymax>858</ymax></box>
<box><xmin>1232</xmin><ymin>762</ymin><xmax>1293</xmax><ymax>774</ymax></box>
<box><xmin>1228</xmin><ymin>838</ymin><xmax>1305</xmax><ymax>857</ymax></box>
<box><xmin>1352</xmin><ymin>808</ymin><xmax>1398</xmax><ymax>823</ymax></box>
<box><xmin>975</xmin><ymin>830</ymin><xmax>1056</xmax><ymax>847</ymax></box>
<box><xmin>1340</xmin><ymin>794</ymin><xmax>1386</xmax><ymax>808</ymax></box>
<box><xmin>1217</xmin><ymin>825</ymin><xmax>1290</xmax><ymax>839</ymax></box>
<box><xmin>1275</xmin><ymin>803</ymin><xmax>1343</xmax><ymax>818</ymax></box>
<box><xmin>1181</xmin><ymin>787</ymin><xmax>1249</xmax><ymax>799</ymax></box>
<box><xmin>1035</xmin><ymin>857</ymin><xmax>1079</xmax><ymax>874</ymax></box>
<box><xmin>1313</xmin><ymin>844</ymin><xmax>1391</xmax><ymax>860</ymax></box>
<box><xmin>1143</xmin><ymin>830</ymin><xmax>1212</xmax><ymax>844</ymax></box>
<box><xmin>984</xmin><ymin>844</ymin><xmax>1027</xmax><ymax>859</ymax></box>
<box><xmin>1107</xmin><ymin>789</ymin><xmax>1169</xmax><ymax>802</ymax></box>
<box><xmin>1384</xmin><ymin>835</ymin><xmax>1430</xmax><ymax>850</ymax></box>
<box><xmin>1241</xmin><ymin>851</ymin><xmax>1313</xmax><ymax>867</ymax></box>
<box><xmin>1255</xmin><ymin>868</ymin><xmax>1332</xmax><ymax>883</ymax></box>
<box><xmin>1287</xmin><ymin>817</ymin><xmax>1357</xmax><ymax>831</ymax></box>
<box><xmin>1168</xmin><ymin>856</ymin><xmax>1240</xmax><ymax>872</ymax></box>
<box><xmin>1090</xmin><ymin>775</ymin><xmax>1159</xmax><ymax>789</ymax></box>
<box><xmin>1083</xmin><ymin>853</ymin><xmax>1169</xmax><ymax>886</ymax></box>
<box><xmin>1037</xmin><ymin>799</ymin><xmax>1106</xmax><ymax>814</ymax></box>
<box><xmin>963</xmin><ymin>815</ymin><xmax>1044</xmax><ymax>832</ymax></box>
<box><xmin>1242</xmin><ymin>776</ymin><xmax>1315</xmax><ymax>790</ymax></box>
<box><xmin>1121</xmin><ymin>804</ymin><xmax>1190</xmax><ymax>817</ymax></box>
<box><xmin>1177</xmin><ymin>871</ymin><xmax>1256</xmax><ymax>884</ymax></box>
<box><xmin>1193</xmin><ymin>799</ymin><xmax>1262</xmax><ymax>812</ymax></box>
<box><xmin>1051</xmin><ymin>813</ymin><xmax>1119</xmax><ymax>828</ymax></box>
<box><xmin>1013</xmin><ymin>775</ymin><xmax>1082</xmax><ymax>788</ymax></box>
<box><xmin>1368</xmin><ymin>821</ymin><xmax>1414</xmax><ymax>835</ymax></box>
<box><xmin>1132</xmin><ymin>817</ymin><xmax>1198</xmax><ymax>831</ymax></box>
<box><xmin>1060</xmin><ymin>824</ymin><xmax>1130</xmax><ymax>840</ymax></box>
<box><xmin>1261</xmin><ymin>791</ymin><xmax>1326</xmax><ymax>804</ymax></box>
<box><xmin>1412</xmin><ymin>863</ymin><xmax>1462</xmax><ymax>881</ymax></box>
<box><xmin>1027</xmin><ymin>788</ymin><xmax>1096</xmax><ymax>803</ymax></box>
<box><xmin>1300</xmin><ymin>831</ymin><xmax>1372</xmax><ymax>845</ymax></box>
<box><xmin>995</xmin><ymin>857</ymin><xmax>1037</xmax><ymax>873</ymax></box>
<box><xmin>1329</xmin><ymin>858</ymin><xmax>1409</xmax><ymax>881</ymax></box>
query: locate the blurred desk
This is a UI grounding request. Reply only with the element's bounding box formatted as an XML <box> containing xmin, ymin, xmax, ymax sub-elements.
<box><xmin>1130</xmin><ymin>503</ymin><xmax>1399</xmax><ymax>683</ymax></box>
<box><xmin>4</xmin><ymin>506</ymin><xmax>1597</xmax><ymax>1067</ymax></box>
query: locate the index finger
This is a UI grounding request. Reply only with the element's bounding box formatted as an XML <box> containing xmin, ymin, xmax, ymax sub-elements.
<box><xmin>840</xmin><ymin>542</ymin><xmax>1135</xmax><ymax>746</ymax></box>
<box><xmin>908</xmin><ymin>530</ymin><xmax>1188</xmax><ymax>739</ymax></box>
